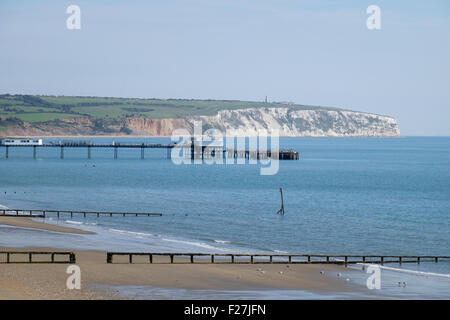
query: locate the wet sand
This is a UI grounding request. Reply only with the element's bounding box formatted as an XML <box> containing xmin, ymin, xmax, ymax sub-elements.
<box><xmin>0</xmin><ymin>216</ymin><xmax>95</xmax><ymax>235</ymax></box>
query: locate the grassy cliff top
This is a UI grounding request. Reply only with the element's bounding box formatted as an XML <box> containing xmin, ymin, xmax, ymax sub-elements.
<box><xmin>0</xmin><ymin>94</ymin><xmax>342</xmax><ymax>123</ymax></box>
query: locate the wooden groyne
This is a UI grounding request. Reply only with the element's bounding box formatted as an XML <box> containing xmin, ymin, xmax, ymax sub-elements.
<box><xmin>106</xmin><ymin>252</ymin><xmax>450</xmax><ymax>265</ymax></box>
<box><xmin>0</xmin><ymin>251</ymin><xmax>76</xmax><ymax>264</ymax></box>
<box><xmin>0</xmin><ymin>209</ymin><xmax>162</xmax><ymax>218</ymax></box>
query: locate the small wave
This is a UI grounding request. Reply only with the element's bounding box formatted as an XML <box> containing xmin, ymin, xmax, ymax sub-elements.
<box><xmin>65</xmin><ymin>220</ymin><xmax>98</xmax><ymax>226</ymax></box>
<box><xmin>213</xmin><ymin>239</ymin><xmax>231</xmax><ymax>244</ymax></box>
<box><xmin>358</xmin><ymin>263</ymin><xmax>450</xmax><ymax>279</ymax></box>
<box><xmin>162</xmin><ymin>237</ymin><xmax>228</xmax><ymax>251</ymax></box>
<box><xmin>272</xmin><ymin>249</ymin><xmax>288</xmax><ymax>254</ymax></box>
<box><xmin>65</xmin><ymin>220</ymin><xmax>83</xmax><ymax>225</ymax></box>
<box><xmin>108</xmin><ymin>228</ymin><xmax>158</xmax><ymax>238</ymax></box>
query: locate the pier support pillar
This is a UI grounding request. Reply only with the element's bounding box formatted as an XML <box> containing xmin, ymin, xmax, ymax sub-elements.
<box><xmin>114</xmin><ymin>147</ymin><xmax>118</xmax><ymax>159</ymax></box>
<box><xmin>60</xmin><ymin>146</ymin><xmax>64</xmax><ymax>159</ymax></box>
<box><xmin>141</xmin><ymin>146</ymin><xmax>144</xmax><ymax>160</ymax></box>
<box><xmin>33</xmin><ymin>146</ymin><xmax>37</xmax><ymax>159</ymax></box>
<box><xmin>5</xmin><ymin>146</ymin><xmax>8</xmax><ymax>159</ymax></box>
<box><xmin>88</xmin><ymin>146</ymin><xmax>91</xmax><ymax>159</ymax></box>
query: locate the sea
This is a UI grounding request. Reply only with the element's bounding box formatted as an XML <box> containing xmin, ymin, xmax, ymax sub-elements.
<box><xmin>0</xmin><ymin>136</ymin><xmax>449</xmax><ymax>299</ymax></box>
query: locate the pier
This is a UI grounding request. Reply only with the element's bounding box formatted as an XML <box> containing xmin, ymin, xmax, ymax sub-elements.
<box><xmin>0</xmin><ymin>142</ymin><xmax>299</xmax><ymax>161</ymax></box>
<box><xmin>0</xmin><ymin>209</ymin><xmax>162</xmax><ymax>218</ymax></box>
<box><xmin>106</xmin><ymin>252</ymin><xmax>450</xmax><ymax>265</ymax></box>
<box><xmin>0</xmin><ymin>251</ymin><xmax>76</xmax><ymax>264</ymax></box>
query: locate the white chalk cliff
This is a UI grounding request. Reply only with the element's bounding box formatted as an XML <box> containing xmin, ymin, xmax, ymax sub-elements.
<box><xmin>191</xmin><ymin>107</ymin><xmax>400</xmax><ymax>137</ymax></box>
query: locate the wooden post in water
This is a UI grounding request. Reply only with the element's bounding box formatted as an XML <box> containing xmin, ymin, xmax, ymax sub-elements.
<box><xmin>277</xmin><ymin>187</ymin><xmax>285</xmax><ymax>215</ymax></box>
<box><xmin>191</xmin><ymin>137</ymin><xmax>195</xmax><ymax>162</ymax></box>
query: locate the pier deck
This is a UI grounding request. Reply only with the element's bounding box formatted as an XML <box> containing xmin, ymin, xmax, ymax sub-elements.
<box><xmin>0</xmin><ymin>142</ymin><xmax>299</xmax><ymax>160</ymax></box>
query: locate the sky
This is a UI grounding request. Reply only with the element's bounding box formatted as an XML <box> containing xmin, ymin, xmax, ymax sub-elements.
<box><xmin>0</xmin><ymin>0</ymin><xmax>449</xmax><ymax>136</ymax></box>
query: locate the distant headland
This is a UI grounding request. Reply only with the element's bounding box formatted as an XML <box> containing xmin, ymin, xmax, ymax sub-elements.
<box><xmin>0</xmin><ymin>94</ymin><xmax>400</xmax><ymax>137</ymax></box>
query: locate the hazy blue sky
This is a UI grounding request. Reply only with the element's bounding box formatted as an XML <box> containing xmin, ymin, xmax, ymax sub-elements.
<box><xmin>0</xmin><ymin>0</ymin><xmax>449</xmax><ymax>135</ymax></box>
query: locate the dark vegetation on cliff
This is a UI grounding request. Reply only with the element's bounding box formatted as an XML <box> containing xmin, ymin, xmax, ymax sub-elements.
<box><xmin>0</xmin><ymin>94</ymin><xmax>341</xmax><ymax>127</ymax></box>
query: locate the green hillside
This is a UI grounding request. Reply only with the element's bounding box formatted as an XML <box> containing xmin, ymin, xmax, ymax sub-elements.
<box><xmin>0</xmin><ymin>94</ymin><xmax>339</xmax><ymax>123</ymax></box>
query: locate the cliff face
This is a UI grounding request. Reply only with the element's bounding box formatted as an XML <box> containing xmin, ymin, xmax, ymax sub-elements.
<box><xmin>0</xmin><ymin>107</ymin><xmax>400</xmax><ymax>137</ymax></box>
<box><xmin>194</xmin><ymin>108</ymin><xmax>400</xmax><ymax>137</ymax></box>
<box><xmin>123</xmin><ymin>118</ymin><xmax>190</xmax><ymax>136</ymax></box>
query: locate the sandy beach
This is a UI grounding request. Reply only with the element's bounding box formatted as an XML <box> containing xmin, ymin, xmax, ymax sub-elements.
<box><xmin>0</xmin><ymin>216</ymin><xmax>95</xmax><ymax>235</ymax></box>
<box><xmin>0</xmin><ymin>218</ymin><xmax>357</xmax><ymax>300</ymax></box>
<box><xmin>0</xmin><ymin>247</ymin><xmax>356</xmax><ymax>300</ymax></box>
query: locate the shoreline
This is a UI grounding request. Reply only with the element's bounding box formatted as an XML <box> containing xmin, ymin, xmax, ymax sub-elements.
<box><xmin>0</xmin><ymin>245</ymin><xmax>359</xmax><ymax>300</ymax></box>
<box><xmin>0</xmin><ymin>216</ymin><xmax>95</xmax><ymax>235</ymax></box>
<box><xmin>0</xmin><ymin>219</ymin><xmax>363</xmax><ymax>300</ymax></box>
<box><xmin>1</xmin><ymin>220</ymin><xmax>449</xmax><ymax>299</ymax></box>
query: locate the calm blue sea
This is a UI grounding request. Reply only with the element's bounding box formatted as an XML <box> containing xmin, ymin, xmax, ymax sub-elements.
<box><xmin>1</xmin><ymin>137</ymin><xmax>449</xmax><ymax>282</ymax></box>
